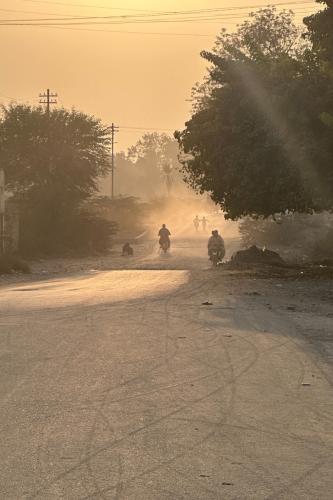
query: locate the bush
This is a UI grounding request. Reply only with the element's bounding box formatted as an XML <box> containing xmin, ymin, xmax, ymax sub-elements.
<box><xmin>0</xmin><ymin>255</ymin><xmax>30</xmax><ymax>274</ymax></box>
<box><xmin>62</xmin><ymin>211</ymin><xmax>118</xmax><ymax>254</ymax></box>
<box><xmin>239</xmin><ymin>213</ymin><xmax>333</xmax><ymax>262</ymax></box>
<box><xmin>18</xmin><ymin>204</ymin><xmax>118</xmax><ymax>257</ymax></box>
<box><xmin>88</xmin><ymin>196</ymin><xmax>148</xmax><ymax>236</ymax></box>
<box><xmin>310</xmin><ymin>228</ymin><xmax>333</xmax><ymax>264</ymax></box>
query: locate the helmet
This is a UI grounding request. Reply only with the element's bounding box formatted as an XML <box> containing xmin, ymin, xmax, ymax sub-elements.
<box><xmin>212</xmin><ymin>229</ymin><xmax>218</xmax><ymax>236</ymax></box>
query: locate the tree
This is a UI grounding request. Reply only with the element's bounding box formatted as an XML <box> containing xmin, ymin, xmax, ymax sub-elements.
<box><xmin>1</xmin><ymin>104</ymin><xmax>111</xmax><ymax>200</ymax></box>
<box><xmin>303</xmin><ymin>0</ymin><xmax>333</xmax><ymax>201</ymax></box>
<box><xmin>176</xmin><ymin>7</ymin><xmax>333</xmax><ymax>219</ymax></box>
<box><xmin>304</xmin><ymin>0</ymin><xmax>333</xmax><ymax>63</ymax></box>
<box><xmin>127</xmin><ymin>133</ymin><xmax>171</xmax><ymax>193</ymax></box>
<box><xmin>0</xmin><ymin>104</ymin><xmax>114</xmax><ymax>254</ymax></box>
<box><xmin>110</xmin><ymin>133</ymin><xmax>188</xmax><ymax>199</ymax></box>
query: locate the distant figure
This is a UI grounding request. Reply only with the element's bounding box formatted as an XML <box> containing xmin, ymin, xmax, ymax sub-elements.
<box><xmin>208</xmin><ymin>230</ymin><xmax>225</xmax><ymax>261</ymax></box>
<box><xmin>201</xmin><ymin>216</ymin><xmax>208</xmax><ymax>232</ymax></box>
<box><xmin>122</xmin><ymin>242</ymin><xmax>134</xmax><ymax>256</ymax></box>
<box><xmin>193</xmin><ymin>215</ymin><xmax>200</xmax><ymax>232</ymax></box>
<box><xmin>158</xmin><ymin>224</ymin><xmax>171</xmax><ymax>250</ymax></box>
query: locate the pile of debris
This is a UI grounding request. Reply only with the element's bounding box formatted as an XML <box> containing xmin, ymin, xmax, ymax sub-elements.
<box><xmin>223</xmin><ymin>245</ymin><xmax>333</xmax><ymax>279</ymax></box>
<box><xmin>231</xmin><ymin>245</ymin><xmax>286</xmax><ymax>267</ymax></box>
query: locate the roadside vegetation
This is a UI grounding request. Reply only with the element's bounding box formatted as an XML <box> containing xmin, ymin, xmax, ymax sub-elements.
<box><xmin>100</xmin><ymin>132</ymin><xmax>189</xmax><ymax>199</ymax></box>
<box><xmin>1</xmin><ymin>2</ymin><xmax>332</xmax><ymax>267</ymax></box>
<box><xmin>176</xmin><ymin>1</ymin><xmax>333</xmax><ymax>258</ymax></box>
<box><xmin>0</xmin><ymin>255</ymin><xmax>30</xmax><ymax>275</ymax></box>
<box><xmin>0</xmin><ymin>105</ymin><xmax>117</xmax><ymax>257</ymax></box>
<box><xmin>240</xmin><ymin>212</ymin><xmax>333</xmax><ymax>263</ymax></box>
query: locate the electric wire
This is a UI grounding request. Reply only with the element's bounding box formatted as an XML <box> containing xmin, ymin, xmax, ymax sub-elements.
<box><xmin>0</xmin><ymin>1</ymin><xmax>315</xmax><ymax>25</ymax></box>
<box><xmin>21</xmin><ymin>0</ymin><xmax>313</xmax><ymax>14</ymax></box>
<box><xmin>23</xmin><ymin>0</ymin><xmax>166</xmax><ymax>13</ymax></box>
<box><xmin>0</xmin><ymin>11</ymin><xmax>316</xmax><ymax>27</ymax></box>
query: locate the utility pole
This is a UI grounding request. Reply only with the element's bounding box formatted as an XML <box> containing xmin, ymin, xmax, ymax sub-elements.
<box><xmin>0</xmin><ymin>168</ymin><xmax>5</xmax><ymax>256</ymax></box>
<box><xmin>39</xmin><ymin>88</ymin><xmax>58</xmax><ymax>115</ymax></box>
<box><xmin>110</xmin><ymin>123</ymin><xmax>119</xmax><ymax>199</ymax></box>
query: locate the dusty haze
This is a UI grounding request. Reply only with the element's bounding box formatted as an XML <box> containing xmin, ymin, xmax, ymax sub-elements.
<box><xmin>1</xmin><ymin>0</ymin><xmax>315</xmax><ymax>149</ymax></box>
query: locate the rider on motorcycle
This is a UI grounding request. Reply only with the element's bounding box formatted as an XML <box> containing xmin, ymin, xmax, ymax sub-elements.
<box><xmin>208</xmin><ymin>230</ymin><xmax>225</xmax><ymax>261</ymax></box>
<box><xmin>158</xmin><ymin>224</ymin><xmax>171</xmax><ymax>249</ymax></box>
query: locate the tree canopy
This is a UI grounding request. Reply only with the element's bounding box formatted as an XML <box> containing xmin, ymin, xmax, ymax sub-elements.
<box><xmin>176</xmin><ymin>6</ymin><xmax>333</xmax><ymax>219</ymax></box>
<box><xmin>0</xmin><ymin>104</ymin><xmax>111</xmax><ymax>203</ymax></box>
<box><xmin>0</xmin><ymin>105</ymin><xmax>114</xmax><ymax>254</ymax></box>
<box><xmin>107</xmin><ymin>133</ymin><xmax>188</xmax><ymax>199</ymax></box>
<box><xmin>304</xmin><ymin>0</ymin><xmax>333</xmax><ymax>63</ymax></box>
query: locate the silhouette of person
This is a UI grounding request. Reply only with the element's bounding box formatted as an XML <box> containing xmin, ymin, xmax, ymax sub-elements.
<box><xmin>201</xmin><ymin>216</ymin><xmax>208</xmax><ymax>232</ymax></box>
<box><xmin>122</xmin><ymin>242</ymin><xmax>134</xmax><ymax>256</ymax></box>
<box><xmin>193</xmin><ymin>215</ymin><xmax>200</xmax><ymax>232</ymax></box>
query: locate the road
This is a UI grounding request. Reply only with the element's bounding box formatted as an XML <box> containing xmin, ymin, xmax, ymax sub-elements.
<box><xmin>0</xmin><ymin>237</ymin><xmax>332</xmax><ymax>499</ymax></box>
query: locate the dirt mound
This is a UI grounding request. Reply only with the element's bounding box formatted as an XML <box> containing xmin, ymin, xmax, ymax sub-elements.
<box><xmin>231</xmin><ymin>245</ymin><xmax>285</xmax><ymax>267</ymax></box>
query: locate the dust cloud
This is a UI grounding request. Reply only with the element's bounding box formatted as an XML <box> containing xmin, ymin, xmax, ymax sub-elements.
<box><xmin>144</xmin><ymin>196</ymin><xmax>240</xmax><ymax>241</ymax></box>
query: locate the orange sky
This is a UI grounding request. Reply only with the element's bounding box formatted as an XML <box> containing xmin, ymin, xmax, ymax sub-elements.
<box><xmin>0</xmin><ymin>0</ymin><xmax>316</xmax><ymax>149</ymax></box>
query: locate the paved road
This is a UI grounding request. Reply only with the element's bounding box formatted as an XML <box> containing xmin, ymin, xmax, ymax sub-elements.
<box><xmin>1</xmin><ymin>238</ymin><xmax>332</xmax><ymax>499</ymax></box>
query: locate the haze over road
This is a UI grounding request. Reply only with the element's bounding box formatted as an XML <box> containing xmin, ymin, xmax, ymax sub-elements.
<box><xmin>1</xmin><ymin>238</ymin><xmax>332</xmax><ymax>499</ymax></box>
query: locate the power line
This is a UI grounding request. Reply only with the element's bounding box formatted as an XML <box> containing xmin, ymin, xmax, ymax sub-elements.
<box><xmin>0</xmin><ymin>7</ymin><xmax>76</xmax><ymax>17</ymax></box>
<box><xmin>0</xmin><ymin>92</ymin><xmax>17</xmax><ymax>100</ymax></box>
<box><xmin>0</xmin><ymin>92</ymin><xmax>175</xmax><ymax>132</ymax></box>
<box><xmin>23</xmin><ymin>0</ymin><xmax>166</xmax><ymax>13</ymax></box>
<box><xmin>36</xmin><ymin>25</ymin><xmax>217</xmax><ymax>37</ymax></box>
<box><xmin>0</xmin><ymin>1</ymin><xmax>315</xmax><ymax>25</ymax></box>
<box><xmin>22</xmin><ymin>0</ymin><xmax>313</xmax><ymax>14</ymax></box>
<box><xmin>0</xmin><ymin>92</ymin><xmax>31</xmax><ymax>102</ymax></box>
<box><xmin>37</xmin><ymin>23</ymin><xmax>221</xmax><ymax>36</ymax></box>
<box><xmin>0</xmin><ymin>12</ymin><xmax>316</xmax><ymax>27</ymax></box>
<box><xmin>0</xmin><ymin>8</ymin><xmax>314</xmax><ymax>36</ymax></box>
<box><xmin>120</xmin><ymin>126</ymin><xmax>175</xmax><ymax>132</ymax></box>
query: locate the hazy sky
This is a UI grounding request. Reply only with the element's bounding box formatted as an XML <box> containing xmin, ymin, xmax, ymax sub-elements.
<box><xmin>1</xmin><ymin>0</ymin><xmax>316</xmax><ymax>149</ymax></box>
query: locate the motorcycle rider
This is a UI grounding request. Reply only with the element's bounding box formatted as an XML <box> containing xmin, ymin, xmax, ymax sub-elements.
<box><xmin>208</xmin><ymin>229</ymin><xmax>225</xmax><ymax>261</ymax></box>
<box><xmin>122</xmin><ymin>242</ymin><xmax>134</xmax><ymax>256</ymax></box>
<box><xmin>158</xmin><ymin>224</ymin><xmax>171</xmax><ymax>250</ymax></box>
<box><xmin>201</xmin><ymin>216</ymin><xmax>208</xmax><ymax>232</ymax></box>
<box><xmin>193</xmin><ymin>215</ymin><xmax>200</xmax><ymax>232</ymax></box>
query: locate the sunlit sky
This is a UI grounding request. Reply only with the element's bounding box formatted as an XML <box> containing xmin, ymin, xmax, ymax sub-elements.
<box><xmin>1</xmin><ymin>0</ymin><xmax>317</xmax><ymax>149</ymax></box>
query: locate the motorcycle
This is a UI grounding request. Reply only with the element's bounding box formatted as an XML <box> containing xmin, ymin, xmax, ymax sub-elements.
<box><xmin>209</xmin><ymin>249</ymin><xmax>224</xmax><ymax>267</ymax></box>
<box><xmin>160</xmin><ymin>239</ymin><xmax>170</xmax><ymax>254</ymax></box>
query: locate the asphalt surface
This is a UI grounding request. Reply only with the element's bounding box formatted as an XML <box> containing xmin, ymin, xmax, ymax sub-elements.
<box><xmin>0</xmin><ymin>238</ymin><xmax>332</xmax><ymax>499</ymax></box>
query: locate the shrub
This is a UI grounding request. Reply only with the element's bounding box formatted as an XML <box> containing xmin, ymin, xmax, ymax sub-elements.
<box><xmin>310</xmin><ymin>228</ymin><xmax>333</xmax><ymax>264</ymax></box>
<box><xmin>0</xmin><ymin>255</ymin><xmax>30</xmax><ymax>274</ymax></box>
<box><xmin>88</xmin><ymin>196</ymin><xmax>148</xmax><ymax>236</ymax></box>
<box><xmin>239</xmin><ymin>213</ymin><xmax>333</xmax><ymax>262</ymax></box>
<box><xmin>18</xmin><ymin>205</ymin><xmax>118</xmax><ymax>257</ymax></box>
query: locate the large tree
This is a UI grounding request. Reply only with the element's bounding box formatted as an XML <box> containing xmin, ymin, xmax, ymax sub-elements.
<box><xmin>0</xmin><ymin>104</ymin><xmax>113</xmax><ymax>254</ymax></box>
<box><xmin>304</xmin><ymin>1</ymin><xmax>333</xmax><ymax>127</ymax></box>
<box><xmin>111</xmin><ymin>133</ymin><xmax>187</xmax><ymax>199</ymax></box>
<box><xmin>176</xmin><ymin>6</ymin><xmax>333</xmax><ymax>219</ymax></box>
<box><xmin>1</xmin><ymin>104</ymin><xmax>111</xmax><ymax>201</ymax></box>
<box><xmin>304</xmin><ymin>0</ymin><xmax>333</xmax><ymax>62</ymax></box>
<box><xmin>303</xmin><ymin>0</ymin><xmax>333</xmax><ymax>200</ymax></box>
